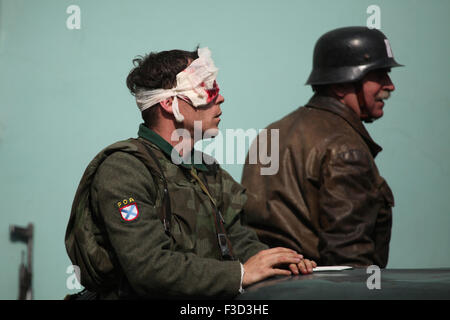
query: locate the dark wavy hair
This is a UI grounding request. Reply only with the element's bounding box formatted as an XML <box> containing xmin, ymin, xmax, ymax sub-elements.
<box><xmin>126</xmin><ymin>48</ymin><xmax>199</xmax><ymax>127</ymax></box>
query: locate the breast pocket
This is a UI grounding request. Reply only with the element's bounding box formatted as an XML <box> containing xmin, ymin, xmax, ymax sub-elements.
<box><xmin>169</xmin><ymin>182</ymin><xmax>197</xmax><ymax>252</ymax></box>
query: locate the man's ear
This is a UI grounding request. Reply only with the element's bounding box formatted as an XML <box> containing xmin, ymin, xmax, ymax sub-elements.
<box><xmin>159</xmin><ymin>97</ymin><xmax>174</xmax><ymax>114</ymax></box>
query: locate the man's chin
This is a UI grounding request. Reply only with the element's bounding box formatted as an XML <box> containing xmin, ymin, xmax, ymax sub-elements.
<box><xmin>361</xmin><ymin>108</ymin><xmax>384</xmax><ymax>123</ymax></box>
<box><xmin>203</xmin><ymin>127</ymin><xmax>220</xmax><ymax>138</ymax></box>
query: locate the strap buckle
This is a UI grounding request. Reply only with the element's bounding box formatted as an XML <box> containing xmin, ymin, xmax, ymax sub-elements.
<box><xmin>217</xmin><ymin>233</ymin><xmax>231</xmax><ymax>259</ymax></box>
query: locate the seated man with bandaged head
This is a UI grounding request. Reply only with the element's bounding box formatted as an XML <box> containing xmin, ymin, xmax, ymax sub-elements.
<box><xmin>65</xmin><ymin>47</ymin><xmax>316</xmax><ymax>299</ymax></box>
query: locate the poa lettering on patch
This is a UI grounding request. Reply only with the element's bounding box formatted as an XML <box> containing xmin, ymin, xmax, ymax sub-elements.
<box><xmin>117</xmin><ymin>197</ymin><xmax>139</xmax><ymax>221</ymax></box>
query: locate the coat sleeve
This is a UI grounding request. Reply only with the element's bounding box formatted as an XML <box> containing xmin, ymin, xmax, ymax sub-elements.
<box><xmin>91</xmin><ymin>152</ymin><xmax>242</xmax><ymax>298</ymax></box>
<box><xmin>318</xmin><ymin>148</ymin><xmax>385</xmax><ymax>266</ymax></box>
<box><xmin>372</xmin><ymin>179</ymin><xmax>394</xmax><ymax>267</ymax></box>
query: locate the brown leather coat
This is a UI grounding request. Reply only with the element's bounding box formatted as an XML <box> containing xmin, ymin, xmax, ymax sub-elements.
<box><xmin>242</xmin><ymin>94</ymin><xmax>394</xmax><ymax>267</ymax></box>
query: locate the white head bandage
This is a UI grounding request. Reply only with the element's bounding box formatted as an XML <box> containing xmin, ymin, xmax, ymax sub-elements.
<box><xmin>135</xmin><ymin>47</ymin><xmax>219</xmax><ymax>122</ymax></box>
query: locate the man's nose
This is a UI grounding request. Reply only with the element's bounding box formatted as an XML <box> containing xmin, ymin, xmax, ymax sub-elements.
<box><xmin>384</xmin><ymin>74</ymin><xmax>395</xmax><ymax>92</ymax></box>
<box><xmin>216</xmin><ymin>94</ymin><xmax>225</xmax><ymax>105</ymax></box>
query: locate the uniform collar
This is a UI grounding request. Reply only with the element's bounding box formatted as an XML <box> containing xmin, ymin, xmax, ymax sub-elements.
<box><xmin>138</xmin><ymin>123</ymin><xmax>208</xmax><ymax>171</ymax></box>
<box><xmin>306</xmin><ymin>94</ymin><xmax>383</xmax><ymax>157</ymax></box>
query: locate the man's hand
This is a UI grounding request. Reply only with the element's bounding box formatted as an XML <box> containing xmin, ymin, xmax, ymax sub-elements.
<box><xmin>288</xmin><ymin>259</ymin><xmax>317</xmax><ymax>275</ymax></box>
<box><xmin>243</xmin><ymin>247</ymin><xmax>305</xmax><ymax>287</ymax></box>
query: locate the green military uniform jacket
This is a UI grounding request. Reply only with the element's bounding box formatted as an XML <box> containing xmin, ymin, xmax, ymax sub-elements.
<box><xmin>65</xmin><ymin>124</ymin><xmax>267</xmax><ymax>299</ymax></box>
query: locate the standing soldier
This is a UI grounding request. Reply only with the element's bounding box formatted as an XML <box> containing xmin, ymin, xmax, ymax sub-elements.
<box><xmin>242</xmin><ymin>27</ymin><xmax>403</xmax><ymax>268</ymax></box>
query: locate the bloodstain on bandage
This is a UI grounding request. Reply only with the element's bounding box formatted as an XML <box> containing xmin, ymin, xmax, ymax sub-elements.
<box><xmin>205</xmin><ymin>80</ymin><xmax>219</xmax><ymax>103</ymax></box>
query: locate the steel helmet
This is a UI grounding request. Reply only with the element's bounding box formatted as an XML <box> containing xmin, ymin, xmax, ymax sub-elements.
<box><xmin>306</xmin><ymin>26</ymin><xmax>403</xmax><ymax>85</ymax></box>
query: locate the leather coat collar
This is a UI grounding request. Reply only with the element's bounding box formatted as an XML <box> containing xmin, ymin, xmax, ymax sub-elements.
<box><xmin>305</xmin><ymin>94</ymin><xmax>382</xmax><ymax>157</ymax></box>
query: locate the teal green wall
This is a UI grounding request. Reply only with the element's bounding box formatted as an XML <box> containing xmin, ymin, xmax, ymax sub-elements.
<box><xmin>1</xmin><ymin>0</ymin><xmax>449</xmax><ymax>299</ymax></box>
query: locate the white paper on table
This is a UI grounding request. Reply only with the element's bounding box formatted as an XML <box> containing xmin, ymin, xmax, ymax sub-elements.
<box><xmin>313</xmin><ymin>266</ymin><xmax>353</xmax><ymax>272</ymax></box>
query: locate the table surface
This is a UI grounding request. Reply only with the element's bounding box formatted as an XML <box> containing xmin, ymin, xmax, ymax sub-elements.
<box><xmin>237</xmin><ymin>268</ymin><xmax>450</xmax><ymax>300</ymax></box>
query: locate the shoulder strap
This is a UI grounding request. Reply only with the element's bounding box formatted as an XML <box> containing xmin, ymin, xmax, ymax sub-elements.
<box><xmin>189</xmin><ymin>166</ymin><xmax>235</xmax><ymax>261</ymax></box>
<box><xmin>128</xmin><ymin>138</ymin><xmax>172</xmax><ymax>235</ymax></box>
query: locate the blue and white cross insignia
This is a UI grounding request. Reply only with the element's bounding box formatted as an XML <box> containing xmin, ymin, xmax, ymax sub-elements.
<box><xmin>119</xmin><ymin>203</ymin><xmax>139</xmax><ymax>221</ymax></box>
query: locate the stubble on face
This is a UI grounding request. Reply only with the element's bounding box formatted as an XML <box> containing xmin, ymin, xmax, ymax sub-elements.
<box><xmin>179</xmin><ymin>95</ymin><xmax>223</xmax><ymax>139</ymax></box>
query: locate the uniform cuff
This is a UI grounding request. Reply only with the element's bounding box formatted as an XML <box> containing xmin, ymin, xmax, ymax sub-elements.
<box><xmin>239</xmin><ymin>263</ymin><xmax>245</xmax><ymax>294</ymax></box>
